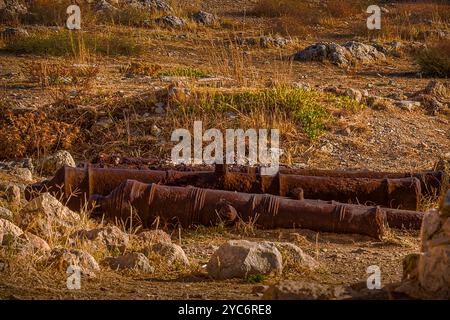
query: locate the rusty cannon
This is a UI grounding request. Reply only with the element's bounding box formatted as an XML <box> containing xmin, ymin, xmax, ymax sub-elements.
<box><xmin>26</xmin><ymin>165</ymin><xmax>426</xmax><ymax>212</ymax></box>
<box><xmin>91</xmin><ymin>154</ymin><xmax>445</xmax><ymax>195</ymax></box>
<box><xmin>24</xmin><ymin>165</ymin><xmax>200</xmax><ymax>211</ymax></box>
<box><xmin>90</xmin><ymin>179</ymin><xmax>387</xmax><ymax>239</ymax></box>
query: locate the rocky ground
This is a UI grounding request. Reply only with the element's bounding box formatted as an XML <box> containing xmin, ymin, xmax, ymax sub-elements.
<box><xmin>0</xmin><ymin>0</ymin><xmax>449</xmax><ymax>299</ymax></box>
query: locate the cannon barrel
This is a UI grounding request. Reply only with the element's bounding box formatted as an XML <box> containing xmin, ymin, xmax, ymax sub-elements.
<box><xmin>26</xmin><ymin>165</ymin><xmax>428</xmax><ymax>214</ymax></box>
<box><xmin>91</xmin><ymin>179</ymin><xmax>387</xmax><ymax>239</ymax></box>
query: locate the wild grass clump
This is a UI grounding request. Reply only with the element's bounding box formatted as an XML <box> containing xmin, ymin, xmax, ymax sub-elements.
<box><xmin>355</xmin><ymin>1</ymin><xmax>450</xmax><ymax>41</ymax></box>
<box><xmin>1</xmin><ymin>30</ymin><xmax>143</xmax><ymax>57</ymax></box>
<box><xmin>252</xmin><ymin>0</ymin><xmax>369</xmax><ymax>35</ymax></box>
<box><xmin>172</xmin><ymin>87</ymin><xmax>363</xmax><ymax>140</ymax></box>
<box><xmin>414</xmin><ymin>42</ymin><xmax>450</xmax><ymax>77</ymax></box>
<box><xmin>27</xmin><ymin>61</ymin><xmax>99</xmax><ymax>87</ymax></box>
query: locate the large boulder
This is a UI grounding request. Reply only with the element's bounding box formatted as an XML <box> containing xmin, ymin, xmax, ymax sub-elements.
<box><xmin>397</xmin><ymin>191</ymin><xmax>450</xmax><ymax>299</ymax></box>
<box><xmin>126</xmin><ymin>0</ymin><xmax>172</xmax><ymax>13</ymax></box>
<box><xmin>18</xmin><ymin>193</ymin><xmax>80</xmax><ymax>240</ymax></box>
<box><xmin>47</xmin><ymin>247</ymin><xmax>100</xmax><ymax>276</ymax></box>
<box><xmin>294</xmin><ymin>42</ymin><xmax>352</xmax><ymax>67</ymax></box>
<box><xmin>156</xmin><ymin>15</ymin><xmax>186</xmax><ymax>28</ymax></box>
<box><xmin>143</xmin><ymin>242</ymin><xmax>189</xmax><ymax>266</ymax></box>
<box><xmin>70</xmin><ymin>226</ymin><xmax>129</xmax><ymax>253</ymax></box>
<box><xmin>38</xmin><ymin>150</ymin><xmax>76</xmax><ymax>176</ymax></box>
<box><xmin>418</xmin><ymin>245</ymin><xmax>450</xmax><ymax>295</ymax></box>
<box><xmin>294</xmin><ymin>41</ymin><xmax>385</xmax><ymax>68</ymax></box>
<box><xmin>102</xmin><ymin>252</ymin><xmax>153</xmax><ymax>272</ymax></box>
<box><xmin>0</xmin><ymin>218</ymin><xmax>51</xmax><ymax>252</ymax></box>
<box><xmin>0</xmin><ymin>218</ymin><xmax>23</xmax><ymax>245</ymax></box>
<box><xmin>192</xmin><ymin>11</ymin><xmax>217</xmax><ymax>25</ymax></box>
<box><xmin>207</xmin><ymin>240</ymin><xmax>283</xmax><ymax>280</ymax></box>
<box><xmin>342</xmin><ymin>41</ymin><xmax>386</xmax><ymax>64</ymax></box>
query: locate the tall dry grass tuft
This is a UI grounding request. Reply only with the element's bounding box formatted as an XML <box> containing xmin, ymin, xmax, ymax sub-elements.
<box><xmin>251</xmin><ymin>0</ymin><xmax>369</xmax><ymax>35</ymax></box>
<box><xmin>414</xmin><ymin>42</ymin><xmax>450</xmax><ymax>77</ymax></box>
<box><xmin>207</xmin><ymin>39</ymin><xmax>259</xmax><ymax>87</ymax></box>
<box><xmin>2</xmin><ymin>30</ymin><xmax>144</xmax><ymax>58</ymax></box>
<box><xmin>355</xmin><ymin>1</ymin><xmax>450</xmax><ymax>41</ymax></box>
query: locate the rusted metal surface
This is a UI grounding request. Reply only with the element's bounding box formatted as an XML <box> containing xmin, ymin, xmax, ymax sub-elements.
<box><xmin>278</xmin><ymin>175</ymin><xmax>422</xmax><ymax>210</ymax></box>
<box><xmin>161</xmin><ymin>169</ymin><xmax>423</xmax><ymax>210</ymax></box>
<box><xmin>90</xmin><ymin>155</ymin><xmax>444</xmax><ymax>194</ymax></box>
<box><xmin>27</xmin><ymin>165</ymin><xmax>425</xmax><ymax>212</ymax></box>
<box><xmin>91</xmin><ymin>179</ymin><xmax>387</xmax><ymax>239</ymax></box>
<box><xmin>309</xmin><ymin>199</ymin><xmax>423</xmax><ymax>229</ymax></box>
<box><xmin>25</xmin><ymin>166</ymin><xmax>181</xmax><ymax>210</ymax></box>
<box><xmin>279</xmin><ymin>168</ymin><xmax>444</xmax><ymax>195</ymax></box>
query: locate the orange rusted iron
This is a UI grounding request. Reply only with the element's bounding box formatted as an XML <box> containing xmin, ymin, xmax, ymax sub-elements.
<box><xmin>25</xmin><ymin>166</ymin><xmax>193</xmax><ymax>210</ymax></box>
<box><xmin>27</xmin><ymin>165</ymin><xmax>425</xmax><ymax>212</ymax></box>
<box><xmin>91</xmin><ymin>155</ymin><xmax>444</xmax><ymax>194</ymax></box>
<box><xmin>91</xmin><ymin>179</ymin><xmax>387</xmax><ymax>239</ymax></box>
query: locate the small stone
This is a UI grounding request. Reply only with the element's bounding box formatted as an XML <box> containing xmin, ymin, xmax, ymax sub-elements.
<box><xmin>0</xmin><ymin>207</ymin><xmax>13</xmax><ymax>221</ymax></box>
<box><xmin>151</xmin><ymin>124</ymin><xmax>162</xmax><ymax>136</ymax></box>
<box><xmin>156</xmin><ymin>15</ymin><xmax>186</xmax><ymax>28</ymax></box>
<box><xmin>70</xmin><ymin>226</ymin><xmax>129</xmax><ymax>254</ymax></box>
<box><xmin>395</xmin><ymin>100</ymin><xmax>421</xmax><ymax>112</ymax></box>
<box><xmin>39</xmin><ymin>150</ymin><xmax>76</xmax><ymax>176</ymax></box>
<box><xmin>19</xmin><ymin>193</ymin><xmax>80</xmax><ymax>240</ymax></box>
<box><xmin>47</xmin><ymin>247</ymin><xmax>100</xmax><ymax>276</ymax></box>
<box><xmin>137</xmin><ymin>229</ymin><xmax>172</xmax><ymax>245</ymax></box>
<box><xmin>154</xmin><ymin>102</ymin><xmax>165</xmax><ymax>114</ymax></box>
<box><xmin>20</xmin><ymin>232</ymin><xmax>51</xmax><ymax>252</ymax></box>
<box><xmin>262</xmin><ymin>281</ymin><xmax>334</xmax><ymax>300</ymax></box>
<box><xmin>7</xmin><ymin>185</ymin><xmax>21</xmax><ymax>203</ymax></box>
<box><xmin>320</xmin><ymin>143</ymin><xmax>334</xmax><ymax>154</ymax></box>
<box><xmin>143</xmin><ymin>242</ymin><xmax>189</xmax><ymax>266</ymax></box>
<box><xmin>344</xmin><ymin>88</ymin><xmax>363</xmax><ymax>103</ymax></box>
<box><xmin>10</xmin><ymin>168</ymin><xmax>32</xmax><ymax>182</ymax></box>
<box><xmin>102</xmin><ymin>252</ymin><xmax>154</xmax><ymax>273</ymax></box>
<box><xmin>95</xmin><ymin>0</ymin><xmax>118</xmax><ymax>13</ymax></box>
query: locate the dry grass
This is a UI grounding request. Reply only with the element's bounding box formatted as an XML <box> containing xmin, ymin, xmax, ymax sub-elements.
<box><xmin>356</xmin><ymin>1</ymin><xmax>450</xmax><ymax>41</ymax></box>
<box><xmin>252</xmin><ymin>0</ymin><xmax>370</xmax><ymax>36</ymax></box>
<box><xmin>120</xmin><ymin>61</ymin><xmax>163</xmax><ymax>77</ymax></box>
<box><xmin>0</xmin><ymin>103</ymin><xmax>80</xmax><ymax>159</ymax></box>
<box><xmin>27</xmin><ymin>60</ymin><xmax>99</xmax><ymax>88</ymax></box>
<box><xmin>414</xmin><ymin>42</ymin><xmax>450</xmax><ymax>77</ymax></box>
<box><xmin>1</xmin><ymin>29</ymin><xmax>144</xmax><ymax>58</ymax></box>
